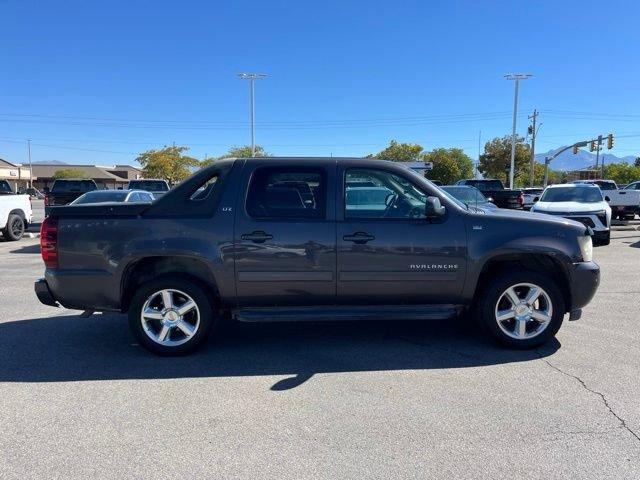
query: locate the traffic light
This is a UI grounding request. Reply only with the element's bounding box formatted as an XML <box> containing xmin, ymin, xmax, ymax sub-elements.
<box><xmin>607</xmin><ymin>133</ymin><xmax>614</xmax><ymax>149</ymax></box>
<box><xmin>572</xmin><ymin>145</ymin><xmax>579</xmax><ymax>154</ymax></box>
<box><xmin>589</xmin><ymin>141</ymin><xmax>596</xmax><ymax>152</ymax></box>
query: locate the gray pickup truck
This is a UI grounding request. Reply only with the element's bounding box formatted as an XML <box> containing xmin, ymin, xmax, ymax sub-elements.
<box><xmin>35</xmin><ymin>158</ymin><xmax>600</xmax><ymax>355</ymax></box>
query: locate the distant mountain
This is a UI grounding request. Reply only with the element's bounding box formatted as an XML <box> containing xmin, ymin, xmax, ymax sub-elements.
<box><xmin>32</xmin><ymin>160</ymin><xmax>68</xmax><ymax>165</ymax></box>
<box><xmin>534</xmin><ymin>148</ymin><xmax>637</xmax><ymax>171</ymax></box>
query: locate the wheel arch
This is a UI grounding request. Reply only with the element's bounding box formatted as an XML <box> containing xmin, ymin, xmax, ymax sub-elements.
<box><xmin>472</xmin><ymin>253</ymin><xmax>572</xmax><ymax>313</ymax></box>
<box><xmin>120</xmin><ymin>256</ymin><xmax>220</xmax><ymax>313</ymax></box>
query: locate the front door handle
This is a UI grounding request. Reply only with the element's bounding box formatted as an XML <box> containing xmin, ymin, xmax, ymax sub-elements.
<box><xmin>343</xmin><ymin>232</ymin><xmax>375</xmax><ymax>244</ymax></box>
<box><xmin>241</xmin><ymin>231</ymin><xmax>273</xmax><ymax>243</ymax></box>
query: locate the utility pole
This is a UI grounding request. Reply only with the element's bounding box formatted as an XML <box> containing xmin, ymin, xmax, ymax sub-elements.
<box><xmin>504</xmin><ymin>73</ymin><xmax>532</xmax><ymax>189</ymax></box>
<box><xmin>595</xmin><ymin>134</ymin><xmax>602</xmax><ymax>178</ymax></box>
<box><xmin>477</xmin><ymin>130</ymin><xmax>482</xmax><ymax>177</ymax></box>
<box><xmin>27</xmin><ymin>139</ymin><xmax>33</xmax><ymax>188</ymax></box>
<box><xmin>237</xmin><ymin>73</ymin><xmax>267</xmax><ymax>156</ymax></box>
<box><xmin>528</xmin><ymin>110</ymin><xmax>538</xmax><ymax>187</ymax></box>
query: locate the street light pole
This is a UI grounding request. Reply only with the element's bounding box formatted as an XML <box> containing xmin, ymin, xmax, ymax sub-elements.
<box><xmin>237</xmin><ymin>73</ymin><xmax>267</xmax><ymax>157</ymax></box>
<box><xmin>27</xmin><ymin>139</ymin><xmax>33</xmax><ymax>188</ymax></box>
<box><xmin>504</xmin><ymin>73</ymin><xmax>532</xmax><ymax>189</ymax></box>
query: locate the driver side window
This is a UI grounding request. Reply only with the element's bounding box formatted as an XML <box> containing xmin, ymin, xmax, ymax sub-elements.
<box><xmin>344</xmin><ymin>168</ymin><xmax>426</xmax><ymax>219</ymax></box>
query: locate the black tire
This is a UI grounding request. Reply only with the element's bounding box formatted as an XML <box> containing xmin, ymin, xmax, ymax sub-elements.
<box><xmin>476</xmin><ymin>270</ymin><xmax>565</xmax><ymax>349</ymax></box>
<box><xmin>128</xmin><ymin>275</ymin><xmax>217</xmax><ymax>356</ymax></box>
<box><xmin>2</xmin><ymin>213</ymin><xmax>25</xmax><ymax>241</ymax></box>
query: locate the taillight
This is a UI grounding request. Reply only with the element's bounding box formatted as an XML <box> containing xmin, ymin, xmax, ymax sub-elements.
<box><xmin>40</xmin><ymin>216</ymin><xmax>59</xmax><ymax>268</ymax></box>
<box><xmin>518</xmin><ymin>193</ymin><xmax>524</xmax><ymax>205</ymax></box>
<box><xmin>44</xmin><ymin>195</ymin><xmax>50</xmax><ymax>206</ymax></box>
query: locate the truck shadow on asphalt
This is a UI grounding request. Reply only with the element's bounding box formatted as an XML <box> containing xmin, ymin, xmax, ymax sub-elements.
<box><xmin>0</xmin><ymin>313</ymin><xmax>560</xmax><ymax>390</ymax></box>
<box><xmin>8</xmin><ymin>243</ymin><xmax>41</xmax><ymax>254</ymax></box>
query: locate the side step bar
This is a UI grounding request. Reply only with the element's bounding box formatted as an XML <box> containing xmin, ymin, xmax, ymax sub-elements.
<box><xmin>232</xmin><ymin>304</ymin><xmax>462</xmax><ymax>323</ymax></box>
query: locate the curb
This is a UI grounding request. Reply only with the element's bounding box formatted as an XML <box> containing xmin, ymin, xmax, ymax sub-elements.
<box><xmin>24</xmin><ymin>232</ymin><xmax>40</xmax><ymax>239</ymax></box>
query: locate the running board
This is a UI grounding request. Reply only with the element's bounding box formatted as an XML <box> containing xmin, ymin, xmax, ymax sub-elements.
<box><xmin>232</xmin><ymin>305</ymin><xmax>462</xmax><ymax>323</ymax></box>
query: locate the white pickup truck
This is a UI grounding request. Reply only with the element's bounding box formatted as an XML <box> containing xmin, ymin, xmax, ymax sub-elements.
<box><xmin>574</xmin><ymin>179</ymin><xmax>640</xmax><ymax>220</ymax></box>
<box><xmin>0</xmin><ymin>180</ymin><xmax>33</xmax><ymax>241</ymax></box>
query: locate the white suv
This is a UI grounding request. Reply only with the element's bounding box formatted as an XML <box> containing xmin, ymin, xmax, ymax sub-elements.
<box><xmin>531</xmin><ymin>184</ymin><xmax>612</xmax><ymax>246</ymax></box>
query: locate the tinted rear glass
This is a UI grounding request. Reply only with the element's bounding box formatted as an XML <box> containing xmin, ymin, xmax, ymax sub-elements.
<box><xmin>129</xmin><ymin>180</ymin><xmax>169</xmax><ymax>192</ymax></box>
<box><xmin>74</xmin><ymin>191</ymin><xmax>129</xmax><ymax>204</ymax></box>
<box><xmin>51</xmin><ymin>180</ymin><xmax>97</xmax><ymax>193</ymax></box>
<box><xmin>0</xmin><ymin>181</ymin><xmax>12</xmax><ymax>193</ymax></box>
<box><xmin>466</xmin><ymin>180</ymin><xmax>503</xmax><ymax>191</ymax></box>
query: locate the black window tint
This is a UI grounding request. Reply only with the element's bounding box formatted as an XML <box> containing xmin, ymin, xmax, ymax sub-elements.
<box><xmin>246</xmin><ymin>167</ymin><xmax>326</xmax><ymax>219</ymax></box>
<box><xmin>52</xmin><ymin>180</ymin><xmax>97</xmax><ymax>193</ymax></box>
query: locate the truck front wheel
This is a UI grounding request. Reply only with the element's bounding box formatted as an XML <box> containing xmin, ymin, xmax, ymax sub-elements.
<box><xmin>477</xmin><ymin>270</ymin><xmax>565</xmax><ymax>349</ymax></box>
<box><xmin>2</xmin><ymin>213</ymin><xmax>25</xmax><ymax>241</ymax></box>
<box><xmin>128</xmin><ymin>276</ymin><xmax>216</xmax><ymax>355</ymax></box>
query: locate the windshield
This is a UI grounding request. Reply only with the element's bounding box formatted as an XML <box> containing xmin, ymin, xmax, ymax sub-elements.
<box><xmin>540</xmin><ymin>187</ymin><xmax>603</xmax><ymax>203</ymax></box>
<box><xmin>51</xmin><ymin>180</ymin><xmax>97</xmax><ymax>193</ymax></box>
<box><xmin>442</xmin><ymin>186</ymin><xmax>488</xmax><ymax>204</ymax></box>
<box><xmin>129</xmin><ymin>180</ymin><xmax>169</xmax><ymax>192</ymax></box>
<box><xmin>72</xmin><ymin>191</ymin><xmax>129</xmax><ymax>204</ymax></box>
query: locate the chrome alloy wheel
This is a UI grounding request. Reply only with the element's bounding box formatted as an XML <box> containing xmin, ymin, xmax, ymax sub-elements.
<box><xmin>494</xmin><ymin>283</ymin><xmax>553</xmax><ymax>340</ymax></box>
<box><xmin>140</xmin><ymin>289</ymin><xmax>200</xmax><ymax>346</ymax></box>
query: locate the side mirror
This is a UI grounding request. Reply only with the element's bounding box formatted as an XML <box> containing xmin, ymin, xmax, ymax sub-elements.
<box><xmin>425</xmin><ymin>196</ymin><xmax>445</xmax><ymax>218</ymax></box>
<box><xmin>533</xmin><ymin>196</ymin><xmax>539</xmax><ymax>203</ymax></box>
<box><xmin>604</xmin><ymin>196</ymin><xmax>611</xmax><ymax>202</ymax></box>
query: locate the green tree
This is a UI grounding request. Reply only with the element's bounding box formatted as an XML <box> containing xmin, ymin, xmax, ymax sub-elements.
<box><xmin>423</xmin><ymin>147</ymin><xmax>474</xmax><ymax>184</ymax></box>
<box><xmin>201</xmin><ymin>145</ymin><xmax>270</xmax><ymax>167</ymax></box>
<box><xmin>136</xmin><ymin>145</ymin><xmax>200</xmax><ymax>185</ymax></box>
<box><xmin>369</xmin><ymin>140</ymin><xmax>423</xmax><ymax>162</ymax></box>
<box><xmin>603</xmin><ymin>162</ymin><xmax>640</xmax><ymax>185</ymax></box>
<box><xmin>479</xmin><ymin>135</ymin><xmax>531</xmax><ymax>183</ymax></box>
<box><xmin>634</xmin><ymin>157</ymin><xmax>640</xmax><ymax>168</ymax></box>
<box><xmin>52</xmin><ymin>168</ymin><xmax>87</xmax><ymax>179</ymax></box>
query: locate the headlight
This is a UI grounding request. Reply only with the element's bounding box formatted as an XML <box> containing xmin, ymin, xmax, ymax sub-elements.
<box><xmin>577</xmin><ymin>235</ymin><xmax>593</xmax><ymax>262</ymax></box>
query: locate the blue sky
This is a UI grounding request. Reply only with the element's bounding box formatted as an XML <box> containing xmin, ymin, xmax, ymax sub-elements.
<box><xmin>1</xmin><ymin>0</ymin><xmax>639</xmax><ymax>166</ymax></box>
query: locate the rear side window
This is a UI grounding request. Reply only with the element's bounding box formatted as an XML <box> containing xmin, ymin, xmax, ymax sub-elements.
<box><xmin>246</xmin><ymin>167</ymin><xmax>326</xmax><ymax>219</ymax></box>
<box><xmin>52</xmin><ymin>180</ymin><xmax>97</xmax><ymax>193</ymax></box>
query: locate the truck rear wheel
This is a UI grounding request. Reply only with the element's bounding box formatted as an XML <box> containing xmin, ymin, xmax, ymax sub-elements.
<box><xmin>477</xmin><ymin>270</ymin><xmax>565</xmax><ymax>349</ymax></box>
<box><xmin>128</xmin><ymin>276</ymin><xmax>216</xmax><ymax>355</ymax></box>
<box><xmin>2</xmin><ymin>213</ymin><xmax>25</xmax><ymax>241</ymax></box>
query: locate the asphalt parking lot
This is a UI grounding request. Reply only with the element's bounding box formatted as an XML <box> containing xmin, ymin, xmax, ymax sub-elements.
<box><xmin>1</xmin><ymin>218</ymin><xmax>639</xmax><ymax>479</ymax></box>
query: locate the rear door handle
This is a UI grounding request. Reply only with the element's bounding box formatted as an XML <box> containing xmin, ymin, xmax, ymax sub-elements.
<box><xmin>241</xmin><ymin>231</ymin><xmax>273</xmax><ymax>243</ymax></box>
<box><xmin>343</xmin><ymin>232</ymin><xmax>375</xmax><ymax>244</ymax></box>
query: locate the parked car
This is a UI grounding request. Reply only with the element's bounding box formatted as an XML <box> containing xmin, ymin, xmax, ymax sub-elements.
<box><xmin>441</xmin><ymin>185</ymin><xmax>498</xmax><ymax>211</ymax></box>
<box><xmin>531</xmin><ymin>183</ymin><xmax>612</xmax><ymax>246</ymax></box>
<box><xmin>0</xmin><ymin>179</ymin><xmax>15</xmax><ymax>195</ymax></box>
<box><xmin>521</xmin><ymin>188</ymin><xmax>544</xmax><ymax>210</ymax></box>
<box><xmin>455</xmin><ymin>179</ymin><xmax>524</xmax><ymax>209</ymax></box>
<box><xmin>573</xmin><ymin>179</ymin><xmax>640</xmax><ymax>220</ymax></box>
<box><xmin>71</xmin><ymin>189</ymin><xmax>155</xmax><ymax>205</ymax></box>
<box><xmin>127</xmin><ymin>179</ymin><xmax>170</xmax><ymax>199</ymax></box>
<box><xmin>622</xmin><ymin>181</ymin><xmax>640</xmax><ymax>219</ymax></box>
<box><xmin>0</xmin><ymin>192</ymin><xmax>32</xmax><ymax>240</ymax></box>
<box><xmin>36</xmin><ymin>158</ymin><xmax>600</xmax><ymax>355</ymax></box>
<box><xmin>44</xmin><ymin>179</ymin><xmax>98</xmax><ymax>216</ymax></box>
